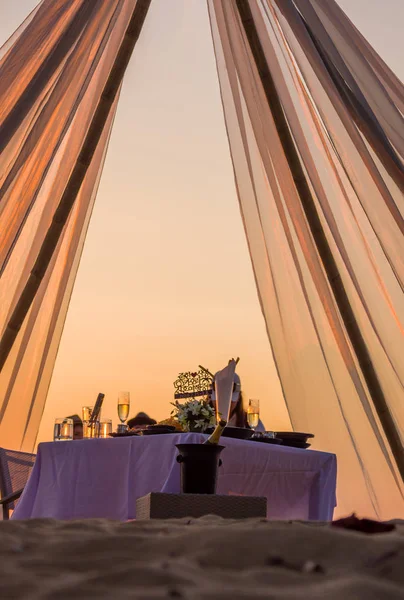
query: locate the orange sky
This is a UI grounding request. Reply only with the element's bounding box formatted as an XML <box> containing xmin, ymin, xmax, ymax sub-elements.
<box><xmin>0</xmin><ymin>0</ymin><xmax>403</xmax><ymax>454</ymax></box>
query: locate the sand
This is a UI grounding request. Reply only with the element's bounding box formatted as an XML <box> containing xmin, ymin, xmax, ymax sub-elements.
<box><xmin>1</xmin><ymin>517</ymin><xmax>403</xmax><ymax>599</ymax></box>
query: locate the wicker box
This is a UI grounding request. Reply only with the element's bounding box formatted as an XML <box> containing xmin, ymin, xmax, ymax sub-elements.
<box><xmin>136</xmin><ymin>493</ymin><xmax>267</xmax><ymax>520</ymax></box>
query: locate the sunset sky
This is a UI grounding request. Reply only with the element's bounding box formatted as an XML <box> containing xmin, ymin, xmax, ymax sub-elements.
<box><xmin>0</xmin><ymin>0</ymin><xmax>403</xmax><ymax>445</ymax></box>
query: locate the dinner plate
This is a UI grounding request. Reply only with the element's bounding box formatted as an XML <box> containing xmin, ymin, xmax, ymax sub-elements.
<box><xmin>251</xmin><ymin>436</ymin><xmax>283</xmax><ymax>445</ymax></box>
<box><xmin>280</xmin><ymin>440</ymin><xmax>311</xmax><ymax>449</ymax></box>
<box><xmin>276</xmin><ymin>431</ymin><xmax>314</xmax><ymax>440</ymax></box>
<box><xmin>205</xmin><ymin>426</ymin><xmax>254</xmax><ymax>440</ymax></box>
<box><xmin>145</xmin><ymin>425</ymin><xmax>177</xmax><ymax>432</ymax></box>
<box><xmin>142</xmin><ymin>428</ymin><xmax>177</xmax><ymax>436</ymax></box>
<box><xmin>108</xmin><ymin>431</ymin><xmax>140</xmax><ymax>438</ymax></box>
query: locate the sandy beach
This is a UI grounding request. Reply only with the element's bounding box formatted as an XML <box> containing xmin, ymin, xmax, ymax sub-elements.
<box><xmin>1</xmin><ymin>517</ymin><xmax>403</xmax><ymax>599</ymax></box>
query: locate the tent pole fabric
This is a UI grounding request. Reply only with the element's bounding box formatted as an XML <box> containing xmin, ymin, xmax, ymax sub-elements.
<box><xmin>0</xmin><ymin>0</ymin><xmax>152</xmax><ymax>373</ymax></box>
<box><xmin>234</xmin><ymin>0</ymin><xmax>404</xmax><ymax>481</ymax></box>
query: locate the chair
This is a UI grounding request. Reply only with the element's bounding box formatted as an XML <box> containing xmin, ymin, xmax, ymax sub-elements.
<box><xmin>0</xmin><ymin>448</ymin><xmax>36</xmax><ymax>520</ymax></box>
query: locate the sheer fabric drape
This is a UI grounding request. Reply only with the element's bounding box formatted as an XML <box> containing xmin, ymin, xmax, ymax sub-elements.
<box><xmin>208</xmin><ymin>0</ymin><xmax>404</xmax><ymax>519</ymax></box>
<box><xmin>1</xmin><ymin>0</ymin><xmax>403</xmax><ymax>518</ymax></box>
<box><xmin>0</xmin><ymin>0</ymin><xmax>138</xmax><ymax>451</ymax></box>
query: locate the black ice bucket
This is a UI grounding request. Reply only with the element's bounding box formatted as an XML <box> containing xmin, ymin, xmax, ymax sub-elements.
<box><xmin>176</xmin><ymin>443</ymin><xmax>224</xmax><ymax>494</ymax></box>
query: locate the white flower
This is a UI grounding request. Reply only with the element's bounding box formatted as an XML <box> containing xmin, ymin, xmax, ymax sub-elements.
<box><xmin>177</xmin><ymin>414</ymin><xmax>188</xmax><ymax>426</ymax></box>
<box><xmin>171</xmin><ymin>398</ymin><xmax>215</xmax><ymax>430</ymax></box>
<box><xmin>187</xmin><ymin>401</ymin><xmax>200</xmax><ymax>415</ymax></box>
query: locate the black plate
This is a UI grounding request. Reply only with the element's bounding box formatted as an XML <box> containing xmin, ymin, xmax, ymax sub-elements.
<box><xmin>222</xmin><ymin>426</ymin><xmax>254</xmax><ymax>440</ymax></box>
<box><xmin>142</xmin><ymin>429</ymin><xmax>177</xmax><ymax>436</ymax></box>
<box><xmin>276</xmin><ymin>431</ymin><xmax>314</xmax><ymax>440</ymax></box>
<box><xmin>251</xmin><ymin>436</ymin><xmax>283</xmax><ymax>445</ymax></box>
<box><xmin>109</xmin><ymin>431</ymin><xmax>140</xmax><ymax>438</ymax></box>
<box><xmin>145</xmin><ymin>425</ymin><xmax>177</xmax><ymax>432</ymax></box>
<box><xmin>281</xmin><ymin>440</ymin><xmax>311</xmax><ymax>449</ymax></box>
<box><xmin>205</xmin><ymin>426</ymin><xmax>254</xmax><ymax>440</ymax></box>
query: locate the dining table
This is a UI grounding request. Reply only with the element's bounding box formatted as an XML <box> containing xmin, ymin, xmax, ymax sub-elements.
<box><xmin>11</xmin><ymin>432</ymin><xmax>337</xmax><ymax>521</ymax></box>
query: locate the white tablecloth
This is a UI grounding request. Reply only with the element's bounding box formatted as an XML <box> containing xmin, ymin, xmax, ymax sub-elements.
<box><xmin>12</xmin><ymin>433</ymin><xmax>337</xmax><ymax>521</ymax></box>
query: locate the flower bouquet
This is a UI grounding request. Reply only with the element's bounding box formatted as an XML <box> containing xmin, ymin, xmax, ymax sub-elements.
<box><xmin>171</xmin><ymin>398</ymin><xmax>216</xmax><ymax>433</ymax></box>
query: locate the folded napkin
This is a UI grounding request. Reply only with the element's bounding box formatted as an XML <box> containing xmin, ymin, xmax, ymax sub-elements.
<box><xmin>214</xmin><ymin>358</ymin><xmax>239</xmax><ymax>422</ymax></box>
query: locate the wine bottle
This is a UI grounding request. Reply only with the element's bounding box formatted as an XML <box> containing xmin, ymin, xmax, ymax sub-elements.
<box><xmin>203</xmin><ymin>419</ymin><xmax>227</xmax><ymax>445</ymax></box>
<box><xmin>88</xmin><ymin>393</ymin><xmax>104</xmax><ymax>424</ymax></box>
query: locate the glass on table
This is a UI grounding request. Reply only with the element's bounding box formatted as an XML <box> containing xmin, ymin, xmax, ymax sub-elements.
<box><xmin>82</xmin><ymin>406</ymin><xmax>93</xmax><ymax>422</ymax></box>
<box><xmin>98</xmin><ymin>418</ymin><xmax>112</xmax><ymax>438</ymax></box>
<box><xmin>83</xmin><ymin>421</ymin><xmax>100</xmax><ymax>439</ymax></box>
<box><xmin>117</xmin><ymin>391</ymin><xmax>130</xmax><ymax>430</ymax></box>
<box><xmin>54</xmin><ymin>418</ymin><xmax>73</xmax><ymax>441</ymax></box>
<box><xmin>247</xmin><ymin>398</ymin><xmax>260</xmax><ymax>430</ymax></box>
<box><xmin>82</xmin><ymin>405</ymin><xmax>103</xmax><ymax>438</ymax></box>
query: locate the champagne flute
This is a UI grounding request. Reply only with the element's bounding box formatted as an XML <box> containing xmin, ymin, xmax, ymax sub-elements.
<box><xmin>247</xmin><ymin>398</ymin><xmax>260</xmax><ymax>430</ymax></box>
<box><xmin>118</xmin><ymin>391</ymin><xmax>130</xmax><ymax>429</ymax></box>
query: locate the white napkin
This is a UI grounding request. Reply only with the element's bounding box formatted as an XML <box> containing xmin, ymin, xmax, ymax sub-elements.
<box><xmin>214</xmin><ymin>358</ymin><xmax>239</xmax><ymax>422</ymax></box>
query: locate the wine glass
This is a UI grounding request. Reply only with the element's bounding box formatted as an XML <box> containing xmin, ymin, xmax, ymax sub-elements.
<box><xmin>247</xmin><ymin>399</ymin><xmax>260</xmax><ymax>430</ymax></box>
<box><xmin>118</xmin><ymin>391</ymin><xmax>130</xmax><ymax>429</ymax></box>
